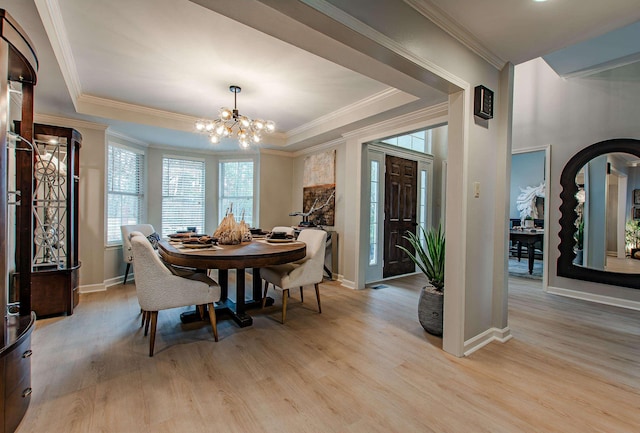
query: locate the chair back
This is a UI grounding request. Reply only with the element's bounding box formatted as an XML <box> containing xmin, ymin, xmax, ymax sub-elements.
<box><xmin>296</xmin><ymin>229</ymin><xmax>327</xmax><ymax>273</ymax></box>
<box><xmin>129</xmin><ymin>232</ymin><xmax>175</xmax><ymax>307</ymax></box>
<box><xmin>271</xmin><ymin>226</ymin><xmax>295</xmax><ymax>236</ymax></box>
<box><xmin>121</xmin><ymin>224</ymin><xmax>156</xmax><ymax>263</ymax></box>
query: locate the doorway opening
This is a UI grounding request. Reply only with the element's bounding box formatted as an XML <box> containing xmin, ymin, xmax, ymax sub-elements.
<box><xmin>509</xmin><ymin>147</ymin><xmax>550</xmax><ymax>285</ymax></box>
<box><xmin>364</xmin><ymin>124</ymin><xmax>447</xmax><ymax>284</ymax></box>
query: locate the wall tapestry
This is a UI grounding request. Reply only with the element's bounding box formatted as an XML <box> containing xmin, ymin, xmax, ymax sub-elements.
<box><xmin>303</xmin><ymin>149</ymin><xmax>336</xmax><ymax>226</ymax></box>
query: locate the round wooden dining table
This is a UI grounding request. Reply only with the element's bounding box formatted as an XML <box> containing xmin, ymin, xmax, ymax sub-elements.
<box><xmin>158</xmin><ymin>239</ymin><xmax>306</xmax><ymax>327</ymax></box>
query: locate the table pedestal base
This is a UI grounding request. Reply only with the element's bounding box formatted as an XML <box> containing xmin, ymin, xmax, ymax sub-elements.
<box><xmin>179</xmin><ymin>297</ymin><xmax>275</xmax><ymax>328</ymax></box>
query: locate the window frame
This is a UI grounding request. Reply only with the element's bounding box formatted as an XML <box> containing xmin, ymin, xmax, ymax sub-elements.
<box><xmin>218</xmin><ymin>158</ymin><xmax>257</xmax><ymax>228</ymax></box>
<box><xmin>105</xmin><ymin>142</ymin><xmax>146</xmax><ymax>246</ymax></box>
<box><xmin>161</xmin><ymin>155</ymin><xmax>206</xmax><ymax>237</ymax></box>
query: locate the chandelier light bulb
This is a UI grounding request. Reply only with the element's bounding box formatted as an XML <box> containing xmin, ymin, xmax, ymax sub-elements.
<box><xmin>220</xmin><ymin>108</ymin><xmax>232</xmax><ymax>120</ymax></box>
<box><xmin>195</xmin><ymin>85</ymin><xmax>276</xmax><ymax>149</ymax></box>
<box><xmin>252</xmin><ymin>119</ymin><xmax>265</xmax><ymax>130</ymax></box>
<box><xmin>265</xmin><ymin>121</ymin><xmax>275</xmax><ymax>133</ymax></box>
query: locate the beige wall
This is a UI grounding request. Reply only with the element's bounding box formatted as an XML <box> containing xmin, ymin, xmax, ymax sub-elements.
<box><xmin>258</xmin><ymin>151</ymin><xmax>295</xmax><ymax>231</ymax></box>
<box><xmin>292</xmin><ymin>143</ymin><xmax>345</xmax><ymax>278</ymax></box>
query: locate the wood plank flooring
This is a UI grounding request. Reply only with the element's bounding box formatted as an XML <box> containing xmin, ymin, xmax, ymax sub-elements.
<box><xmin>16</xmin><ymin>274</ymin><xmax>640</xmax><ymax>433</ymax></box>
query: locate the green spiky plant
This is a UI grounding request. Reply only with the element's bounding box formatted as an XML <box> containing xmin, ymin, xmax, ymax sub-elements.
<box><xmin>397</xmin><ymin>224</ymin><xmax>445</xmax><ymax>292</ymax></box>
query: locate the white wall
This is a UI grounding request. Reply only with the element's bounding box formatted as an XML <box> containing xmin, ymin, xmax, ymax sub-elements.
<box><xmin>513</xmin><ymin>57</ymin><xmax>640</xmax><ymax>304</ymax></box>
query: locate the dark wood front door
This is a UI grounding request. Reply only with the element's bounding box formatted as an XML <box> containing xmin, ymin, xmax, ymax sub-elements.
<box><xmin>383</xmin><ymin>155</ymin><xmax>418</xmax><ymax>278</ymax></box>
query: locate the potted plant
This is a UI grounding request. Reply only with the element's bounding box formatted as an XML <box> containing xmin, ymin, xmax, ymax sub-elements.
<box><xmin>397</xmin><ymin>224</ymin><xmax>445</xmax><ymax>336</ymax></box>
<box><xmin>524</xmin><ymin>215</ymin><xmax>534</xmax><ymax>228</ymax></box>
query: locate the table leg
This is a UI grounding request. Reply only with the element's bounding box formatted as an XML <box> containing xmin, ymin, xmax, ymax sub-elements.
<box><xmin>252</xmin><ymin>268</ymin><xmax>262</xmax><ymax>301</ymax></box>
<box><xmin>218</xmin><ymin>269</ymin><xmax>228</xmax><ymax>301</ymax></box>
<box><xmin>517</xmin><ymin>241</ymin><xmax>522</xmax><ymax>262</ymax></box>
<box><xmin>527</xmin><ymin>242</ymin><xmax>535</xmax><ymax>274</ymax></box>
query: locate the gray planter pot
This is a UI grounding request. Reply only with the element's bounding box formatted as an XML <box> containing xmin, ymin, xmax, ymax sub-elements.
<box><xmin>418</xmin><ymin>285</ymin><xmax>443</xmax><ymax>336</ymax></box>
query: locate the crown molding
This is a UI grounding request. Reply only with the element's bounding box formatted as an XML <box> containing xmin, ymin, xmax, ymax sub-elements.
<box><xmin>34</xmin><ymin>0</ymin><xmax>83</xmax><ymax>105</ymax></box>
<box><xmin>286</xmin><ymin>87</ymin><xmax>403</xmax><ymax>137</ymax></box>
<box><xmin>557</xmin><ymin>51</ymin><xmax>640</xmax><ymax>79</ymax></box>
<box><xmin>77</xmin><ymin>94</ymin><xmax>196</xmax><ymax>123</ymax></box>
<box><xmin>260</xmin><ymin>148</ymin><xmax>295</xmax><ymax>158</ymax></box>
<box><xmin>292</xmin><ymin>137</ymin><xmax>345</xmax><ymax>158</ymax></box>
<box><xmin>342</xmin><ymin>101</ymin><xmax>448</xmax><ymax>140</ymax></box>
<box><xmin>34</xmin><ymin>113</ymin><xmax>108</xmax><ymax>131</ymax></box>
<box><xmin>403</xmin><ymin>0</ymin><xmax>506</xmax><ymax>70</ymax></box>
<box><xmin>107</xmin><ymin>129</ymin><xmax>150</xmax><ymax>147</ymax></box>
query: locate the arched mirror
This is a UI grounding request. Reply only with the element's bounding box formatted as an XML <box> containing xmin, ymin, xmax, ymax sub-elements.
<box><xmin>558</xmin><ymin>139</ymin><xmax>640</xmax><ymax>289</ymax></box>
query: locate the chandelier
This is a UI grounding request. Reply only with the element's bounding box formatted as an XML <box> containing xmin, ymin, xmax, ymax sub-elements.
<box><xmin>195</xmin><ymin>85</ymin><xmax>275</xmax><ymax>149</ymax></box>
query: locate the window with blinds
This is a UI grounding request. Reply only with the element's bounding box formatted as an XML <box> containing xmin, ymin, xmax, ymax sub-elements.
<box><xmin>162</xmin><ymin>157</ymin><xmax>205</xmax><ymax>236</ymax></box>
<box><xmin>219</xmin><ymin>160</ymin><xmax>254</xmax><ymax>227</ymax></box>
<box><xmin>107</xmin><ymin>144</ymin><xmax>145</xmax><ymax>244</ymax></box>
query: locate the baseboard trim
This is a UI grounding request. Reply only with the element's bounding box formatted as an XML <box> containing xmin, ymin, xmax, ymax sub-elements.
<box><xmin>546</xmin><ymin>285</ymin><xmax>640</xmax><ymax>311</ymax></box>
<box><xmin>79</xmin><ymin>283</ymin><xmax>106</xmax><ymax>294</ymax></box>
<box><xmin>105</xmin><ymin>275</ymin><xmax>127</xmax><ymax>288</ymax></box>
<box><xmin>464</xmin><ymin>326</ymin><xmax>512</xmax><ymax>356</ymax></box>
<box><xmin>340</xmin><ymin>278</ymin><xmax>356</xmax><ymax>289</ymax></box>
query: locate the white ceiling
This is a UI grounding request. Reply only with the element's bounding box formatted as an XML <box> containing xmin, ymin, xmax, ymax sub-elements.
<box><xmin>3</xmin><ymin>0</ymin><xmax>640</xmax><ymax>152</ymax></box>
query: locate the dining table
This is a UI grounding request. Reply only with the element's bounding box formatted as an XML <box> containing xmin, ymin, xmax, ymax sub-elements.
<box><xmin>509</xmin><ymin>229</ymin><xmax>544</xmax><ymax>274</ymax></box>
<box><xmin>157</xmin><ymin>238</ymin><xmax>306</xmax><ymax>327</ymax></box>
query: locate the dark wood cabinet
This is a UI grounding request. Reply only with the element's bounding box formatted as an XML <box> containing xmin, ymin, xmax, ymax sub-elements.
<box><xmin>0</xmin><ymin>313</ymin><xmax>35</xmax><ymax>433</ymax></box>
<box><xmin>20</xmin><ymin>123</ymin><xmax>82</xmax><ymax>317</ymax></box>
<box><xmin>1</xmin><ymin>8</ymin><xmax>39</xmax><ymax>432</ymax></box>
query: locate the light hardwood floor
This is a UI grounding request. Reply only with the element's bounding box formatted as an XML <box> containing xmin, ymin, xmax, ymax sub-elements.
<box><xmin>16</xmin><ymin>274</ymin><xmax>640</xmax><ymax>433</ymax></box>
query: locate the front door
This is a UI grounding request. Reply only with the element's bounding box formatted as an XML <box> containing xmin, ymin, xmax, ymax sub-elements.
<box><xmin>383</xmin><ymin>155</ymin><xmax>418</xmax><ymax>277</ymax></box>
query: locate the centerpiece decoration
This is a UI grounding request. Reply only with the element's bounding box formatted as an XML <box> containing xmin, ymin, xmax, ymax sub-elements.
<box><xmin>214</xmin><ymin>204</ymin><xmax>252</xmax><ymax>244</ymax></box>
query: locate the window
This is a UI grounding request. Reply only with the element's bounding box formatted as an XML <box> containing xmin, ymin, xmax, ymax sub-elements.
<box><xmin>369</xmin><ymin>160</ymin><xmax>380</xmax><ymax>265</ymax></box>
<box><xmin>219</xmin><ymin>160</ymin><xmax>254</xmax><ymax>227</ymax></box>
<box><xmin>162</xmin><ymin>157</ymin><xmax>205</xmax><ymax>237</ymax></box>
<box><xmin>382</xmin><ymin>130</ymin><xmax>427</xmax><ymax>153</ymax></box>
<box><xmin>106</xmin><ymin>144</ymin><xmax>144</xmax><ymax>245</ymax></box>
<box><xmin>419</xmin><ymin>169</ymin><xmax>427</xmax><ymax>243</ymax></box>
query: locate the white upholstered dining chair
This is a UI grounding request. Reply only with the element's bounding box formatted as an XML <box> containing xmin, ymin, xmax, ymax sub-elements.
<box><xmin>271</xmin><ymin>226</ymin><xmax>295</xmax><ymax>236</ymax></box>
<box><xmin>121</xmin><ymin>224</ymin><xmax>157</xmax><ymax>284</ymax></box>
<box><xmin>129</xmin><ymin>231</ymin><xmax>221</xmax><ymax>356</ymax></box>
<box><xmin>261</xmin><ymin>229</ymin><xmax>327</xmax><ymax>323</ymax></box>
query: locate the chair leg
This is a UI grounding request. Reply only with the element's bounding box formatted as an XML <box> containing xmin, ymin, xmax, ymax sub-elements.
<box><xmin>124</xmin><ymin>263</ymin><xmax>131</xmax><ymax>284</ymax></box>
<box><xmin>207</xmin><ymin>303</ymin><xmax>219</xmax><ymax>342</ymax></box>
<box><xmin>197</xmin><ymin>304</ymin><xmax>205</xmax><ymax>320</ymax></box>
<box><xmin>149</xmin><ymin>311</ymin><xmax>158</xmax><ymax>357</ymax></box>
<box><xmin>140</xmin><ymin>309</ymin><xmax>145</xmax><ymax>327</ymax></box>
<box><xmin>299</xmin><ymin>286</ymin><xmax>304</xmax><ymax>303</ymax></box>
<box><xmin>144</xmin><ymin>311</ymin><xmax>151</xmax><ymax>336</ymax></box>
<box><xmin>262</xmin><ymin>280</ymin><xmax>269</xmax><ymax>309</ymax></box>
<box><xmin>315</xmin><ymin>283</ymin><xmax>322</xmax><ymax>314</ymax></box>
<box><xmin>282</xmin><ymin>289</ymin><xmax>289</xmax><ymax>323</ymax></box>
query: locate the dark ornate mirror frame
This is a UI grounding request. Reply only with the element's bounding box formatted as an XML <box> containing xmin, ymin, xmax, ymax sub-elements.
<box><xmin>558</xmin><ymin>138</ymin><xmax>640</xmax><ymax>289</ymax></box>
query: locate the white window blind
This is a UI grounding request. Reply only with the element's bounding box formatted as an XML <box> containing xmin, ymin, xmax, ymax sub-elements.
<box><xmin>107</xmin><ymin>144</ymin><xmax>144</xmax><ymax>245</ymax></box>
<box><xmin>162</xmin><ymin>157</ymin><xmax>205</xmax><ymax>237</ymax></box>
<box><xmin>219</xmin><ymin>160</ymin><xmax>254</xmax><ymax>227</ymax></box>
